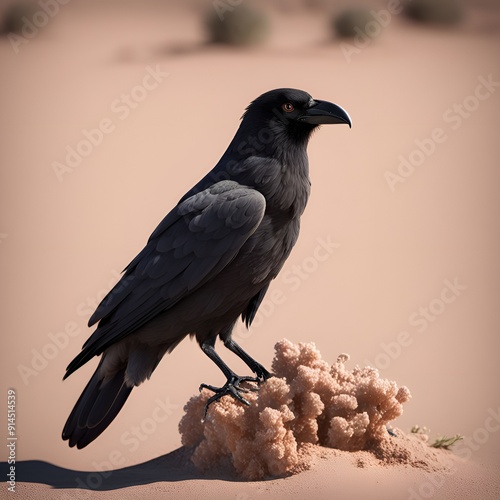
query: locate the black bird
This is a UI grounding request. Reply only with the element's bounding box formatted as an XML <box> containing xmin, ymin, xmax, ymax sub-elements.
<box><xmin>62</xmin><ymin>88</ymin><xmax>351</xmax><ymax>449</ymax></box>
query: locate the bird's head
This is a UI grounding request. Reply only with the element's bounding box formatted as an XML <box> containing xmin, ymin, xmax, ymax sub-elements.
<box><xmin>239</xmin><ymin>88</ymin><xmax>351</xmax><ymax>152</ymax></box>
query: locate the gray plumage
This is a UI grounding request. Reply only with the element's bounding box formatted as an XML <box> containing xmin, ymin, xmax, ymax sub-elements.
<box><xmin>62</xmin><ymin>88</ymin><xmax>351</xmax><ymax>448</ymax></box>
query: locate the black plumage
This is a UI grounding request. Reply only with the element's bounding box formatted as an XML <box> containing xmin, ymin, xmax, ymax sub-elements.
<box><xmin>62</xmin><ymin>88</ymin><xmax>351</xmax><ymax>448</ymax></box>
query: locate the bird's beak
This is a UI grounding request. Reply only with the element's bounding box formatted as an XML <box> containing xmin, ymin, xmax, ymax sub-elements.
<box><xmin>299</xmin><ymin>100</ymin><xmax>352</xmax><ymax>127</ymax></box>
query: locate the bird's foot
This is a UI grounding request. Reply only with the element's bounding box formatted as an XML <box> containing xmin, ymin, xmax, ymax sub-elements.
<box><xmin>199</xmin><ymin>375</ymin><xmax>260</xmax><ymax>417</ymax></box>
<box><xmin>252</xmin><ymin>363</ymin><xmax>273</xmax><ymax>383</ymax></box>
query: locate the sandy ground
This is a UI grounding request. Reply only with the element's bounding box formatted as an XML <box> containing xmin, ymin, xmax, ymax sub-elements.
<box><xmin>8</xmin><ymin>446</ymin><xmax>500</xmax><ymax>500</ymax></box>
<box><xmin>1</xmin><ymin>0</ymin><xmax>500</xmax><ymax>498</ymax></box>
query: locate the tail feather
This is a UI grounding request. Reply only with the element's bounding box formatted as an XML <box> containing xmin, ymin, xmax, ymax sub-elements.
<box><xmin>62</xmin><ymin>367</ymin><xmax>101</xmax><ymax>440</ymax></box>
<box><xmin>74</xmin><ymin>382</ymin><xmax>132</xmax><ymax>449</ymax></box>
<box><xmin>62</xmin><ymin>364</ymin><xmax>132</xmax><ymax>449</ymax></box>
<box><xmin>86</xmin><ymin>370</ymin><xmax>128</xmax><ymax>429</ymax></box>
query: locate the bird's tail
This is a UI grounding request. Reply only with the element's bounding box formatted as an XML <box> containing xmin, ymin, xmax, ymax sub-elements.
<box><xmin>62</xmin><ymin>361</ymin><xmax>132</xmax><ymax>449</ymax></box>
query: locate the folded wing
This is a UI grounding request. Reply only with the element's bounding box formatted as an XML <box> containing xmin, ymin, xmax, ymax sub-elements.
<box><xmin>64</xmin><ymin>181</ymin><xmax>266</xmax><ymax>379</ymax></box>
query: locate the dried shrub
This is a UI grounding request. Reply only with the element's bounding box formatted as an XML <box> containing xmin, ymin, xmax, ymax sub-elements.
<box><xmin>405</xmin><ymin>0</ymin><xmax>465</xmax><ymax>26</ymax></box>
<box><xmin>2</xmin><ymin>2</ymin><xmax>40</xmax><ymax>34</ymax></box>
<box><xmin>332</xmin><ymin>8</ymin><xmax>383</xmax><ymax>39</ymax></box>
<box><xmin>205</xmin><ymin>5</ymin><xmax>269</xmax><ymax>46</ymax></box>
<box><xmin>179</xmin><ymin>339</ymin><xmax>411</xmax><ymax>479</ymax></box>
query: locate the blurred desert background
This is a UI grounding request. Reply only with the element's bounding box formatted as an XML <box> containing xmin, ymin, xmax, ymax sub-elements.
<box><xmin>0</xmin><ymin>0</ymin><xmax>499</xmax><ymax>498</ymax></box>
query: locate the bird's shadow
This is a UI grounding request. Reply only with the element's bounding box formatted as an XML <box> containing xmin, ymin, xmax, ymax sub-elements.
<box><xmin>4</xmin><ymin>446</ymin><xmax>251</xmax><ymax>490</ymax></box>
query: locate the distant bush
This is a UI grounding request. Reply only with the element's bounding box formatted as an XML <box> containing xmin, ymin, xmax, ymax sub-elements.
<box><xmin>404</xmin><ymin>0</ymin><xmax>465</xmax><ymax>26</ymax></box>
<box><xmin>332</xmin><ymin>7</ymin><xmax>382</xmax><ymax>39</ymax></box>
<box><xmin>2</xmin><ymin>2</ymin><xmax>40</xmax><ymax>34</ymax></box>
<box><xmin>205</xmin><ymin>5</ymin><xmax>269</xmax><ymax>46</ymax></box>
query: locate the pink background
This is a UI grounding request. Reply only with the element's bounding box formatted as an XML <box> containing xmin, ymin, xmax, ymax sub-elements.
<box><xmin>0</xmin><ymin>0</ymin><xmax>499</xmax><ymax>497</ymax></box>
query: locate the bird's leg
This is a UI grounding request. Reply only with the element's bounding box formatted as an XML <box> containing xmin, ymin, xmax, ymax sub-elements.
<box><xmin>199</xmin><ymin>340</ymin><xmax>260</xmax><ymax>417</ymax></box>
<box><xmin>223</xmin><ymin>337</ymin><xmax>273</xmax><ymax>382</ymax></box>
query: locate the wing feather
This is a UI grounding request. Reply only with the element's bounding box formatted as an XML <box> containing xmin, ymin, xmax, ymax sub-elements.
<box><xmin>65</xmin><ymin>182</ymin><xmax>265</xmax><ymax>378</ymax></box>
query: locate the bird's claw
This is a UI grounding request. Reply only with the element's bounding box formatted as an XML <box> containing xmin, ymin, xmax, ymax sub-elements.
<box><xmin>200</xmin><ymin>375</ymin><xmax>260</xmax><ymax>417</ymax></box>
<box><xmin>251</xmin><ymin>364</ymin><xmax>273</xmax><ymax>383</ymax></box>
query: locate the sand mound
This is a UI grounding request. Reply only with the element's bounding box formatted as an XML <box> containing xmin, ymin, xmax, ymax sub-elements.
<box><xmin>179</xmin><ymin>339</ymin><xmax>446</xmax><ymax>480</ymax></box>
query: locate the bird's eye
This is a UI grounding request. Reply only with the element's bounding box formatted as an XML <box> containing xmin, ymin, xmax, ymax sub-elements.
<box><xmin>282</xmin><ymin>103</ymin><xmax>294</xmax><ymax>112</ymax></box>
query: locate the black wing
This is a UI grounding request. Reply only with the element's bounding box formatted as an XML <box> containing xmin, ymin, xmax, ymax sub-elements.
<box><xmin>64</xmin><ymin>181</ymin><xmax>266</xmax><ymax>378</ymax></box>
<box><xmin>242</xmin><ymin>283</ymin><xmax>270</xmax><ymax>328</ymax></box>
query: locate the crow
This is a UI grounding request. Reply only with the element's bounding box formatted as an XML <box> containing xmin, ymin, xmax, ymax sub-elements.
<box><xmin>62</xmin><ymin>88</ymin><xmax>351</xmax><ymax>449</ymax></box>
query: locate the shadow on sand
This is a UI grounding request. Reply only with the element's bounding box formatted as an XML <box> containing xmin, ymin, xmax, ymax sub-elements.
<box><xmin>2</xmin><ymin>446</ymin><xmax>244</xmax><ymax>490</ymax></box>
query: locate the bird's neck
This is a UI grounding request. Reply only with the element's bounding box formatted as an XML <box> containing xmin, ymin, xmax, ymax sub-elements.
<box><xmin>181</xmin><ymin>121</ymin><xmax>313</xmax><ymax>217</ymax></box>
<box><xmin>220</xmin><ymin>126</ymin><xmax>311</xmax><ymax>219</ymax></box>
<box><xmin>227</xmin><ymin>118</ymin><xmax>314</xmax><ymax>162</ymax></box>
